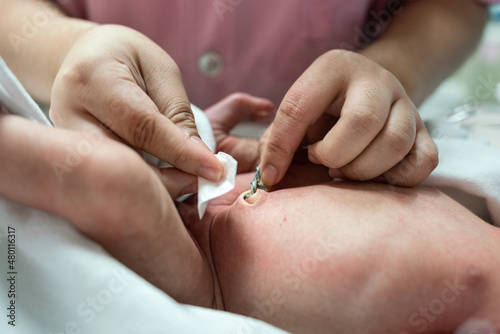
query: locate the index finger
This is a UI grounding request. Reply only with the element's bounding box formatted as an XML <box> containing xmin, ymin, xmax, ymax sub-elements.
<box><xmin>260</xmin><ymin>59</ymin><xmax>344</xmax><ymax>186</ymax></box>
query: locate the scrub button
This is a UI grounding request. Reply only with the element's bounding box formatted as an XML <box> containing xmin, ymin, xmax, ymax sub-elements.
<box><xmin>198</xmin><ymin>51</ymin><xmax>225</xmax><ymax>77</ymax></box>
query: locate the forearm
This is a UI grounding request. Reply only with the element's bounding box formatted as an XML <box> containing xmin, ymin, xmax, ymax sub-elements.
<box><xmin>0</xmin><ymin>0</ymin><xmax>96</xmax><ymax>103</ymax></box>
<box><xmin>361</xmin><ymin>0</ymin><xmax>488</xmax><ymax>106</ymax></box>
<box><xmin>0</xmin><ymin>114</ymin><xmax>214</xmax><ymax>307</ymax></box>
<box><xmin>0</xmin><ymin>114</ymin><xmax>70</xmax><ymax>213</ymax></box>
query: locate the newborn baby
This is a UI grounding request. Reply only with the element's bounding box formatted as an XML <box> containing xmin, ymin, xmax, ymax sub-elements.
<box><xmin>178</xmin><ymin>160</ymin><xmax>500</xmax><ymax>334</ymax></box>
<box><xmin>3</xmin><ymin>92</ymin><xmax>498</xmax><ymax>334</ymax></box>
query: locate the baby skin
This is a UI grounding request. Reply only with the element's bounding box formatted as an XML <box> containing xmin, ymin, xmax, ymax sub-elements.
<box><xmin>2</xmin><ymin>95</ymin><xmax>498</xmax><ymax>333</ymax></box>
<box><xmin>178</xmin><ymin>163</ymin><xmax>500</xmax><ymax>334</ymax></box>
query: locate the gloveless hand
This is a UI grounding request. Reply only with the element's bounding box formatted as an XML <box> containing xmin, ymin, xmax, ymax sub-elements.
<box><xmin>260</xmin><ymin>50</ymin><xmax>438</xmax><ymax>187</ymax></box>
<box><xmin>50</xmin><ymin>24</ymin><xmax>223</xmax><ymax>181</ymax></box>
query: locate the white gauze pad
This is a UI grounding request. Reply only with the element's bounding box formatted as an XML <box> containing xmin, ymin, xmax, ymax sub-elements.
<box><xmin>197</xmin><ymin>152</ymin><xmax>237</xmax><ymax>219</ymax></box>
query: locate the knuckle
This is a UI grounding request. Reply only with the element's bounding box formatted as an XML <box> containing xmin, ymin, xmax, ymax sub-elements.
<box><xmin>323</xmin><ymin>49</ymin><xmax>355</xmax><ymax>68</ymax></box>
<box><xmin>163</xmin><ymin>100</ymin><xmax>194</xmax><ymax>126</ymax></box>
<box><xmin>385</xmin><ymin>128</ymin><xmax>414</xmax><ymax>158</ymax></box>
<box><xmin>56</xmin><ymin>61</ymin><xmax>95</xmax><ymax>107</ymax></box>
<box><xmin>166</xmin><ymin>62</ymin><xmax>183</xmax><ymax>79</ymax></box>
<box><xmin>168</xmin><ymin>142</ymin><xmax>191</xmax><ymax>166</ymax></box>
<box><xmin>57</xmin><ymin>61</ymin><xmax>92</xmax><ymax>88</ymax></box>
<box><xmin>279</xmin><ymin>93</ymin><xmax>309</xmax><ymax>125</ymax></box>
<box><xmin>385</xmin><ymin>140</ymin><xmax>438</xmax><ymax>187</ymax></box>
<box><xmin>129</xmin><ymin>112</ymin><xmax>157</xmax><ymax>150</ymax></box>
<box><xmin>265</xmin><ymin>137</ymin><xmax>291</xmax><ymax>160</ymax></box>
<box><xmin>345</xmin><ymin>106</ymin><xmax>382</xmax><ymax>135</ymax></box>
<box><xmin>379</xmin><ymin>69</ymin><xmax>406</xmax><ymax>97</ymax></box>
<box><xmin>398</xmin><ymin>138</ymin><xmax>438</xmax><ymax>186</ymax></box>
<box><xmin>360</xmin><ymin>83</ymin><xmax>380</xmax><ymax>104</ymax></box>
<box><xmin>422</xmin><ymin>140</ymin><xmax>439</xmax><ymax>172</ymax></box>
<box><xmin>378</xmin><ymin>68</ymin><xmax>397</xmax><ymax>85</ymax></box>
<box><xmin>227</xmin><ymin>92</ymin><xmax>256</xmax><ymax>112</ymax></box>
<box><xmin>429</xmin><ymin>149</ymin><xmax>439</xmax><ymax>171</ymax></box>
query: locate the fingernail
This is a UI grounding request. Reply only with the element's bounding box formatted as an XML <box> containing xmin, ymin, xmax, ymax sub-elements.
<box><xmin>199</xmin><ymin>165</ymin><xmax>222</xmax><ymax>181</ymax></box>
<box><xmin>261</xmin><ymin>165</ymin><xmax>278</xmax><ymax>186</ymax></box>
<box><xmin>190</xmin><ymin>136</ymin><xmax>222</xmax><ymax>180</ymax></box>
<box><xmin>328</xmin><ymin>169</ymin><xmax>345</xmax><ymax>179</ymax></box>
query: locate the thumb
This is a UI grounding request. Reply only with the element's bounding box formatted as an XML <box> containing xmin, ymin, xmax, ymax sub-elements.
<box><xmin>138</xmin><ymin>41</ymin><xmax>200</xmax><ymax>138</ymax></box>
<box><xmin>132</xmin><ymin>44</ymin><xmax>223</xmax><ymax>181</ymax></box>
<box><xmin>89</xmin><ymin>78</ymin><xmax>224</xmax><ymax>181</ymax></box>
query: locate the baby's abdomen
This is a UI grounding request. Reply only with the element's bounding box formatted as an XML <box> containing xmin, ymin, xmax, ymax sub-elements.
<box><xmin>210</xmin><ymin>182</ymin><xmax>497</xmax><ymax>334</ymax></box>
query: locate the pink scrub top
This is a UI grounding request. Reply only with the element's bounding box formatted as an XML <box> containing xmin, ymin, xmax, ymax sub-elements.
<box><xmin>55</xmin><ymin>0</ymin><xmax>497</xmax><ymax>108</ymax></box>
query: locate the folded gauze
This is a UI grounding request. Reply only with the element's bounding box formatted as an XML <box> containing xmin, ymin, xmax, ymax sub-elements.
<box><xmin>197</xmin><ymin>152</ymin><xmax>237</xmax><ymax>219</ymax></box>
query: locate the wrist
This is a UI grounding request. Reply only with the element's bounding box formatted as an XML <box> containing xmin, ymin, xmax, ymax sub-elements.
<box><xmin>0</xmin><ymin>0</ymin><xmax>98</xmax><ymax>103</ymax></box>
<box><xmin>46</xmin><ymin>18</ymin><xmax>99</xmax><ymax>85</ymax></box>
<box><xmin>33</xmin><ymin>17</ymin><xmax>99</xmax><ymax>103</ymax></box>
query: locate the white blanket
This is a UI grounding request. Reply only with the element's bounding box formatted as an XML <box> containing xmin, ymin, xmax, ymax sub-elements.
<box><xmin>422</xmin><ymin>117</ymin><xmax>500</xmax><ymax>225</ymax></box>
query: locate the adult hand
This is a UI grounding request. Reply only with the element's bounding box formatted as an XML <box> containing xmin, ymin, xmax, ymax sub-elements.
<box><xmin>49</xmin><ymin>24</ymin><xmax>223</xmax><ymax>181</ymax></box>
<box><xmin>204</xmin><ymin>93</ymin><xmax>274</xmax><ymax>173</ymax></box>
<box><xmin>0</xmin><ymin>113</ymin><xmax>213</xmax><ymax>306</ymax></box>
<box><xmin>259</xmin><ymin>50</ymin><xmax>438</xmax><ymax>187</ymax></box>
